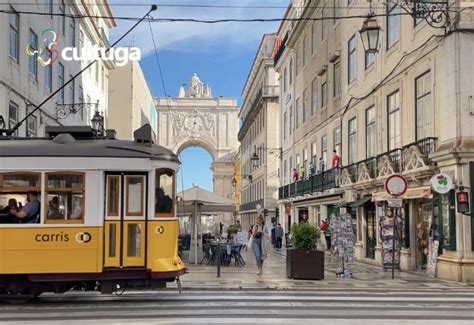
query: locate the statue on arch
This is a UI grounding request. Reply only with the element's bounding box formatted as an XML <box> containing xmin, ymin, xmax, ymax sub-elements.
<box><xmin>190</xmin><ymin>73</ymin><xmax>204</xmax><ymax>97</ymax></box>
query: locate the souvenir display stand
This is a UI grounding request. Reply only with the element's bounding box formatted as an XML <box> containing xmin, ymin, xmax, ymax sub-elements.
<box><xmin>330</xmin><ymin>213</ymin><xmax>355</xmax><ymax>278</ymax></box>
<box><xmin>379</xmin><ymin>215</ymin><xmax>402</xmax><ymax>272</ymax></box>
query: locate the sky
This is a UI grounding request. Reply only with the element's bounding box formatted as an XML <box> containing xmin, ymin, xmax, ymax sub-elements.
<box><xmin>108</xmin><ymin>1</ymin><xmax>289</xmax><ymax>191</ymax></box>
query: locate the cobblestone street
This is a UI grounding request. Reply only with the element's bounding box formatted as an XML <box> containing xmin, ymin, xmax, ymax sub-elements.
<box><xmin>175</xmin><ymin>247</ymin><xmax>470</xmax><ymax>291</ymax></box>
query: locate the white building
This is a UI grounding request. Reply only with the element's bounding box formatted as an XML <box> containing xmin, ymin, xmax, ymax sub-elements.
<box><xmin>239</xmin><ymin>34</ymin><xmax>281</xmax><ymax>229</ymax></box>
<box><xmin>108</xmin><ymin>61</ymin><xmax>156</xmax><ymax>140</ymax></box>
<box><xmin>0</xmin><ymin>0</ymin><xmax>115</xmax><ymax>137</ymax></box>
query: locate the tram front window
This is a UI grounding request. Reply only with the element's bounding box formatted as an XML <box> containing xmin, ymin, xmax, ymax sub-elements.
<box><xmin>45</xmin><ymin>173</ymin><xmax>85</xmax><ymax>223</ymax></box>
<box><xmin>155</xmin><ymin>169</ymin><xmax>174</xmax><ymax>216</ymax></box>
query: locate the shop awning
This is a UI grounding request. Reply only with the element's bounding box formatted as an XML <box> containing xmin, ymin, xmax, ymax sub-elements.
<box><xmin>351</xmin><ymin>195</ymin><xmax>372</xmax><ymax>208</ymax></box>
<box><xmin>372</xmin><ymin>186</ymin><xmax>432</xmax><ymax>201</ymax></box>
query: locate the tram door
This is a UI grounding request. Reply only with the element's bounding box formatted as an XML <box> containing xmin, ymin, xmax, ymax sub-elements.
<box><xmin>104</xmin><ymin>173</ymin><xmax>147</xmax><ymax>268</ymax></box>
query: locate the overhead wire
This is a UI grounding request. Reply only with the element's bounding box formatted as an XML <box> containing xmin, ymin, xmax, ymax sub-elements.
<box><xmin>0</xmin><ymin>8</ymin><xmax>451</xmax><ymax>23</ymax></box>
<box><xmin>147</xmin><ymin>16</ymin><xmax>168</xmax><ymax>97</ymax></box>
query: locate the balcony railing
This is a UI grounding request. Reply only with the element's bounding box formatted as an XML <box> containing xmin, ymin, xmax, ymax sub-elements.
<box><xmin>238</xmin><ymin>85</ymin><xmax>280</xmax><ymax>141</ymax></box>
<box><xmin>340</xmin><ymin>137</ymin><xmax>438</xmax><ymax>186</ymax></box>
<box><xmin>239</xmin><ymin>199</ymin><xmax>264</xmax><ymax>212</ymax></box>
<box><xmin>278</xmin><ymin>168</ymin><xmax>339</xmax><ymax>200</ymax></box>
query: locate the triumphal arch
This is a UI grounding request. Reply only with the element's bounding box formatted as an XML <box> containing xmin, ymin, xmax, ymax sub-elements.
<box><xmin>155</xmin><ymin>74</ymin><xmax>239</xmax><ymax>221</ymax></box>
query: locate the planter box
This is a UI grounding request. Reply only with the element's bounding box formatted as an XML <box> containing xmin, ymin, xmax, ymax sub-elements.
<box><xmin>286</xmin><ymin>249</ymin><xmax>325</xmax><ymax>280</ymax></box>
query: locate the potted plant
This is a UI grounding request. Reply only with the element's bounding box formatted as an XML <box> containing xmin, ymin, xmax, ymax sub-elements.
<box><xmin>286</xmin><ymin>223</ymin><xmax>325</xmax><ymax>280</ymax></box>
<box><xmin>226</xmin><ymin>225</ymin><xmax>239</xmax><ymax>239</ymax></box>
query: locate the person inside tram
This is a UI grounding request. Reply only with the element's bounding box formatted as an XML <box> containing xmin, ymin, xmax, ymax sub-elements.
<box><xmin>10</xmin><ymin>191</ymin><xmax>41</xmax><ymax>224</ymax></box>
<box><xmin>0</xmin><ymin>198</ymin><xmax>19</xmax><ymax>224</ymax></box>
<box><xmin>155</xmin><ymin>187</ymin><xmax>172</xmax><ymax>213</ymax></box>
<box><xmin>48</xmin><ymin>196</ymin><xmax>61</xmax><ymax>219</ymax></box>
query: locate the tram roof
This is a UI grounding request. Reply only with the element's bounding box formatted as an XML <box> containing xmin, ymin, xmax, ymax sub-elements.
<box><xmin>0</xmin><ymin>125</ymin><xmax>179</xmax><ymax>163</ymax></box>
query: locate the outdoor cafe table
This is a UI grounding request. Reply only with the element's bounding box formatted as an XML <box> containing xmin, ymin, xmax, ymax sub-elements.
<box><xmin>208</xmin><ymin>241</ymin><xmax>245</xmax><ymax>267</ymax></box>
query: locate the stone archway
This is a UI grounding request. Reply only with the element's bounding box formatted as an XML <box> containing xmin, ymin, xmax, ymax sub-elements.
<box><xmin>155</xmin><ymin>74</ymin><xmax>239</xmax><ymax>222</ymax></box>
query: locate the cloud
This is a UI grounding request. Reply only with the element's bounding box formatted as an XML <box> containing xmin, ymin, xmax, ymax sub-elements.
<box><xmin>108</xmin><ymin>0</ymin><xmax>289</xmax><ymax>56</ymax></box>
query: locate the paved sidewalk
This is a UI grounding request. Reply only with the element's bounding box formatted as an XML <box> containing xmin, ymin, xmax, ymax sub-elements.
<box><xmin>172</xmin><ymin>247</ymin><xmax>471</xmax><ymax>291</ymax></box>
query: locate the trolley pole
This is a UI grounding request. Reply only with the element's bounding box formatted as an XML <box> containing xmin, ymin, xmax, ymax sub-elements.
<box><xmin>216</xmin><ymin>243</ymin><xmax>221</xmax><ymax>278</ymax></box>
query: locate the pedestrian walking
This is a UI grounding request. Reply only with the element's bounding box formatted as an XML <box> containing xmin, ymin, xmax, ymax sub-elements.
<box><xmin>320</xmin><ymin>218</ymin><xmax>331</xmax><ymax>250</ymax></box>
<box><xmin>250</xmin><ymin>215</ymin><xmax>270</xmax><ymax>275</ymax></box>
<box><xmin>275</xmin><ymin>223</ymin><xmax>284</xmax><ymax>250</ymax></box>
<box><xmin>271</xmin><ymin>223</ymin><xmax>276</xmax><ymax>248</ymax></box>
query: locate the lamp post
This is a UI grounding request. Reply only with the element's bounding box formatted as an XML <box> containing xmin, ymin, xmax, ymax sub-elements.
<box><xmin>359</xmin><ymin>15</ymin><xmax>381</xmax><ymax>54</ymax></box>
<box><xmin>91</xmin><ymin>110</ymin><xmax>105</xmax><ymax>136</ymax></box>
<box><xmin>359</xmin><ymin>1</ymin><xmax>450</xmax><ymax>56</ymax></box>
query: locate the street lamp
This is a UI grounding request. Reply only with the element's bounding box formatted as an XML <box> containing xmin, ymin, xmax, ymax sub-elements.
<box><xmin>359</xmin><ymin>15</ymin><xmax>381</xmax><ymax>54</ymax></box>
<box><xmin>231</xmin><ymin>177</ymin><xmax>237</xmax><ymax>188</ymax></box>
<box><xmin>91</xmin><ymin>110</ymin><xmax>105</xmax><ymax>136</ymax></box>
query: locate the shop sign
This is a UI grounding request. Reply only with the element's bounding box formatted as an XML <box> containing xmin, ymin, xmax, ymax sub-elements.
<box><xmin>387</xmin><ymin>198</ymin><xmax>403</xmax><ymax>208</ymax></box>
<box><xmin>384</xmin><ymin>174</ymin><xmax>408</xmax><ymax>197</ymax></box>
<box><xmin>430</xmin><ymin>173</ymin><xmax>453</xmax><ymax>194</ymax></box>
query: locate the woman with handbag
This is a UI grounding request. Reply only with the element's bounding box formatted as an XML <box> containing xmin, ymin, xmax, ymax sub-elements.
<box><xmin>251</xmin><ymin>215</ymin><xmax>269</xmax><ymax>275</ymax></box>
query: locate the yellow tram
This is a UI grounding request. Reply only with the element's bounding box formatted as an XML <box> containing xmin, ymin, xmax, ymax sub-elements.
<box><xmin>0</xmin><ymin>125</ymin><xmax>185</xmax><ymax>302</ymax></box>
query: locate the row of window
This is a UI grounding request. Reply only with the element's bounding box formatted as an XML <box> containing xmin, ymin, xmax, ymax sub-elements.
<box><xmin>8</xmin><ymin>101</ymin><xmax>37</xmax><ymax>137</ymax></box>
<box><xmin>282</xmin><ymin>70</ymin><xmax>433</xmax><ymax>184</ymax></box>
<box><xmin>241</xmin><ymin>179</ymin><xmax>265</xmax><ymax>205</ymax></box>
<box><xmin>283</xmin><ymin>127</ymin><xmax>340</xmax><ymax>184</ymax></box>
<box><xmin>8</xmin><ymin>4</ymin><xmax>105</xmax><ymax>110</ymax></box>
<box><xmin>280</xmin><ymin>1</ymin><xmax>411</xmax><ymax>134</ymax></box>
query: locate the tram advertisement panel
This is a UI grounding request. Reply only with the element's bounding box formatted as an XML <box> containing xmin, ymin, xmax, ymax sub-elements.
<box><xmin>0</xmin><ymin>227</ymin><xmax>101</xmax><ymax>274</ymax></box>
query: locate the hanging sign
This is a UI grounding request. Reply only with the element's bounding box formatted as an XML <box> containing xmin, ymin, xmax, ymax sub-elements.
<box><xmin>430</xmin><ymin>173</ymin><xmax>453</xmax><ymax>194</ymax></box>
<box><xmin>384</xmin><ymin>174</ymin><xmax>408</xmax><ymax>197</ymax></box>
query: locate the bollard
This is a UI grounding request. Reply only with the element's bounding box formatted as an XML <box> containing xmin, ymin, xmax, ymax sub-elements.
<box><xmin>216</xmin><ymin>243</ymin><xmax>221</xmax><ymax>278</ymax></box>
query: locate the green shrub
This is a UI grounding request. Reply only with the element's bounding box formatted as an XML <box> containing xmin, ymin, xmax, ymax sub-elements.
<box><xmin>291</xmin><ymin>223</ymin><xmax>321</xmax><ymax>251</ymax></box>
<box><xmin>227</xmin><ymin>225</ymin><xmax>239</xmax><ymax>234</ymax></box>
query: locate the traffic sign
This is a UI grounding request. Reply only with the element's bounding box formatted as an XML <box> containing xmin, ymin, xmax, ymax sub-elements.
<box><xmin>384</xmin><ymin>174</ymin><xmax>408</xmax><ymax>197</ymax></box>
<box><xmin>430</xmin><ymin>173</ymin><xmax>453</xmax><ymax>194</ymax></box>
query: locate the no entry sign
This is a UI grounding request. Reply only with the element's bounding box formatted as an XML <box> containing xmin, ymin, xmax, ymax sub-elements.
<box><xmin>384</xmin><ymin>174</ymin><xmax>408</xmax><ymax>197</ymax></box>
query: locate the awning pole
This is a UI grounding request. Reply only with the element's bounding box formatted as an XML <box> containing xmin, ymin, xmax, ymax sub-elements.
<box><xmin>194</xmin><ymin>201</ymin><xmax>198</xmax><ymax>265</ymax></box>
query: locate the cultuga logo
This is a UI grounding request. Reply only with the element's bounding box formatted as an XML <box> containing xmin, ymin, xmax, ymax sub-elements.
<box><xmin>26</xmin><ymin>28</ymin><xmax>141</xmax><ymax>67</ymax></box>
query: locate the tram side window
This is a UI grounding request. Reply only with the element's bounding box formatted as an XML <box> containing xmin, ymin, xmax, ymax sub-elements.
<box><xmin>45</xmin><ymin>173</ymin><xmax>85</xmax><ymax>223</ymax></box>
<box><xmin>155</xmin><ymin>169</ymin><xmax>174</xmax><ymax>216</ymax></box>
<box><xmin>0</xmin><ymin>173</ymin><xmax>41</xmax><ymax>224</ymax></box>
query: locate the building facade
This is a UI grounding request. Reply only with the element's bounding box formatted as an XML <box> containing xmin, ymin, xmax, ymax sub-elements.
<box><xmin>107</xmin><ymin>61</ymin><xmax>156</xmax><ymax>140</ymax></box>
<box><xmin>239</xmin><ymin>34</ymin><xmax>281</xmax><ymax>229</ymax></box>
<box><xmin>0</xmin><ymin>1</ymin><xmax>115</xmax><ymax>137</ymax></box>
<box><xmin>275</xmin><ymin>0</ymin><xmax>474</xmax><ymax>282</ymax></box>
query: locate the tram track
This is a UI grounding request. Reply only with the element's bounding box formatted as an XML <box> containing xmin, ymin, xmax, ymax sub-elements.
<box><xmin>1</xmin><ymin>290</ymin><xmax>473</xmax><ymax>322</ymax></box>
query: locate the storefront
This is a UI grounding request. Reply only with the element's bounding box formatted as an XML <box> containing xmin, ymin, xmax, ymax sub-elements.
<box><xmin>372</xmin><ymin>185</ymin><xmax>456</xmax><ymax>273</ymax></box>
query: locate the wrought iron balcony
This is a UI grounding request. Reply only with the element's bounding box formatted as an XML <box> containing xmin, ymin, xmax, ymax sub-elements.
<box><xmin>401</xmin><ymin>137</ymin><xmax>438</xmax><ymax>173</ymax></box>
<box><xmin>340</xmin><ymin>137</ymin><xmax>438</xmax><ymax>187</ymax></box>
<box><xmin>278</xmin><ymin>168</ymin><xmax>339</xmax><ymax>200</ymax></box>
<box><xmin>239</xmin><ymin>199</ymin><xmax>264</xmax><ymax>212</ymax></box>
